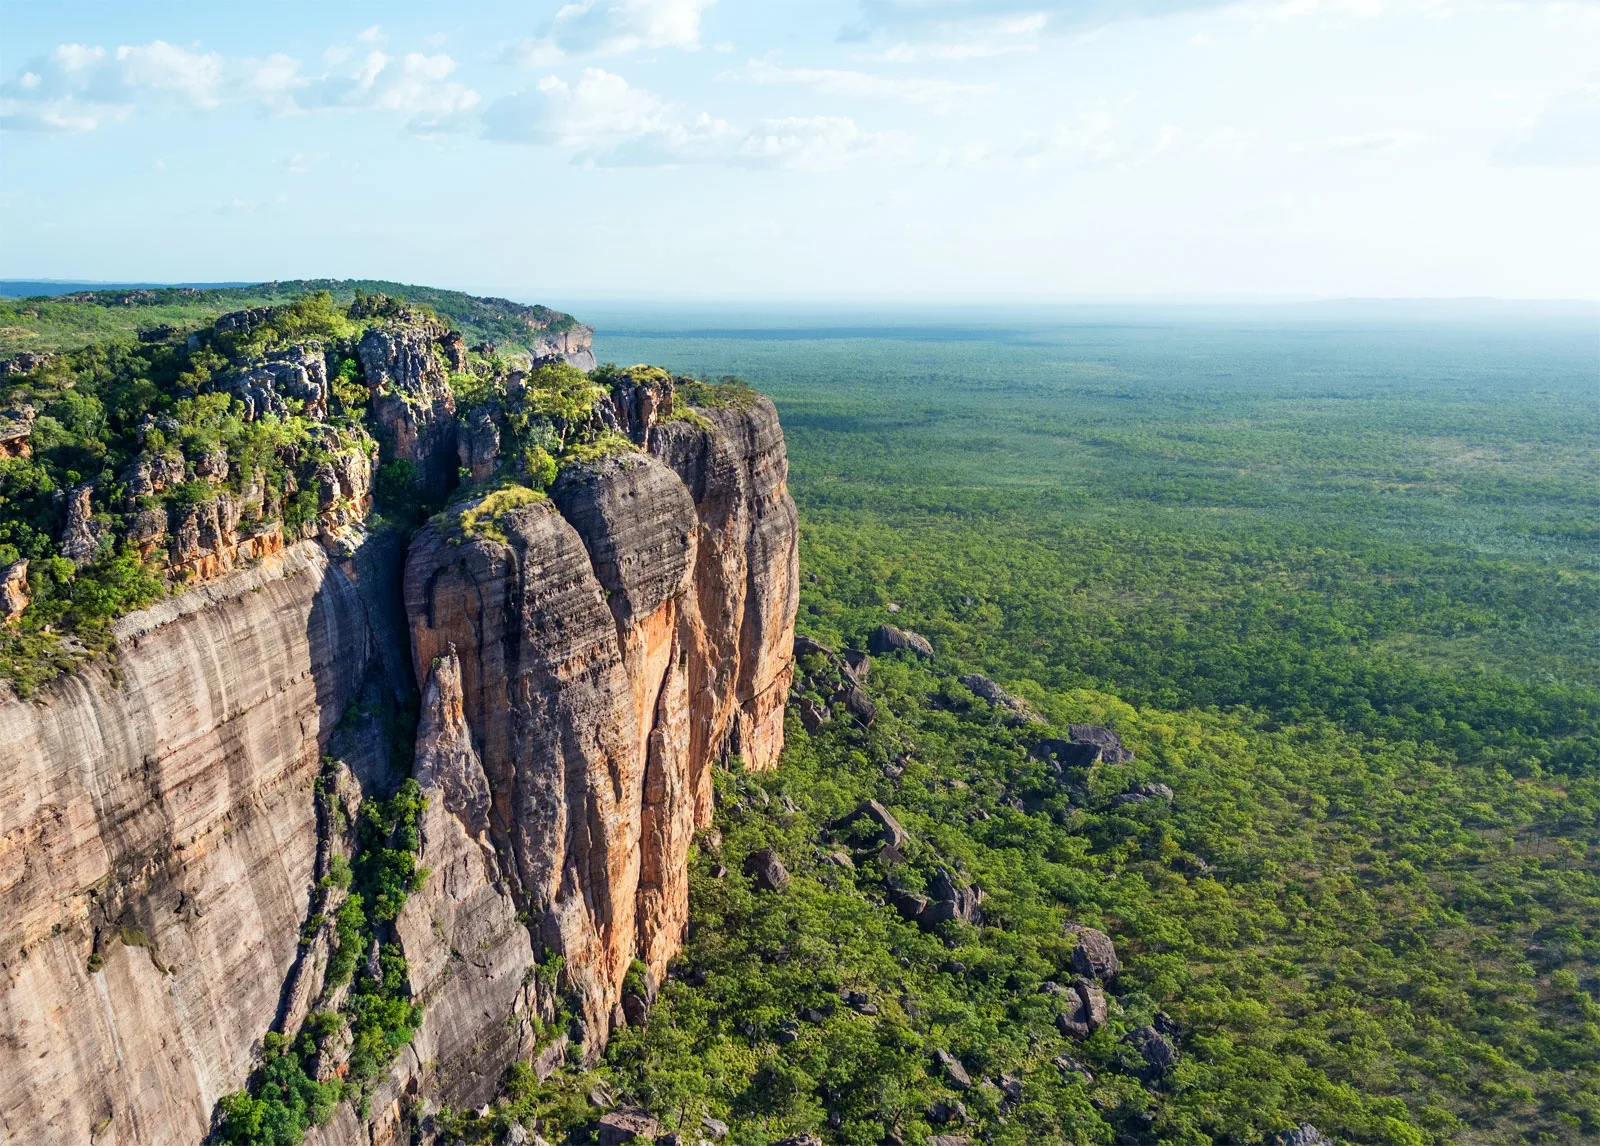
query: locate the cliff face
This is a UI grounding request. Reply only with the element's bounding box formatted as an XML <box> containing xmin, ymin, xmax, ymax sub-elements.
<box><xmin>403</xmin><ymin>394</ymin><xmax>798</xmax><ymax>1046</ymax></box>
<box><xmin>0</xmin><ymin>370</ymin><xmax>796</xmax><ymax>1142</ymax></box>
<box><xmin>0</xmin><ymin>542</ymin><xmax>378</xmax><ymax>1146</ymax></box>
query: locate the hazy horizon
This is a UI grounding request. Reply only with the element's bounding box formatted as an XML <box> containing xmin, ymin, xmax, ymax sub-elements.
<box><xmin>4</xmin><ymin>1</ymin><xmax>1597</xmax><ymax>300</ymax></box>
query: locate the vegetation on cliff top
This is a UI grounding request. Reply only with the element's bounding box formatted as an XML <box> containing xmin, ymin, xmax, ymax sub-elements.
<box><xmin>0</xmin><ymin>291</ymin><xmax>695</xmax><ymax>694</ymax></box>
<box><xmin>0</xmin><ymin>278</ymin><xmax>586</xmax><ymax>356</ymax></box>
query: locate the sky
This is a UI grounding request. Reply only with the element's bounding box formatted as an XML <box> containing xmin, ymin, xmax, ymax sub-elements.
<box><xmin>1</xmin><ymin>0</ymin><xmax>1597</xmax><ymax>302</ymax></box>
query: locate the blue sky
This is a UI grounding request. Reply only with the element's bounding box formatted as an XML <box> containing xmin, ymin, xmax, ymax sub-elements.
<box><xmin>2</xmin><ymin>0</ymin><xmax>1596</xmax><ymax>301</ymax></box>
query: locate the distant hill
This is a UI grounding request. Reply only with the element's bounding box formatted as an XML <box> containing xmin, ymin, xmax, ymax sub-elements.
<box><xmin>0</xmin><ymin>278</ymin><xmax>589</xmax><ymax>358</ymax></box>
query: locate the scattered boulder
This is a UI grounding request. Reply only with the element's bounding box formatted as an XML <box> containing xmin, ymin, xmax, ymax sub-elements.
<box><xmin>928</xmin><ymin>1137</ymin><xmax>972</xmax><ymax>1146</ymax></box>
<box><xmin>1065</xmin><ymin>924</ymin><xmax>1120</xmax><ymax>981</ymax></box>
<box><xmin>595</xmin><ymin>1108</ymin><xmax>660</xmax><ymax>1144</ymax></box>
<box><xmin>1264</xmin><ymin>1126</ymin><xmax>1333</xmax><ymax>1146</ymax></box>
<box><xmin>531</xmin><ymin>1034</ymin><xmax>569</xmax><ymax>1081</ymax></box>
<box><xmin>839</xmin><ymin>799</ymin><xmax>910</xmax><ymax>851</ymax></box>
<box><xmin>868</xmin><ymin>624</ymin><xmax>933</xmax><ymax>658</ymax></box>
<box><xmin>774</xmin><ymin>1136</ymin><xmax>824</xmax><ymax>1146</ymax></box>
<box><xmin>1123</xmin><ymin>1025</ymin><xmax>1178</xmax><ymax>1082</ymax></box>
<box><xmin>797</xmin><ymin>695</ymin><xmax>832</xmax><ymax>732</ymax></box>
<box><xmin>837</xmin><ymin>682</ymin><xmax>877</xmax><ymax>727</ymax></box>
<box><xmin>743</xmin><ymin>848</ymin><xmax>790</xmax><ymax>893</ymax></box>
<box><xmin>958</xmin><ymin>673</ymin><xmax>1042</xmax><ymax>725</ymax></box>
<box><xmin>2</xmin><ymin>352</ymin><xmax>52</xmax><ymax>377</ymax></box>
<box><xmin>842</xmin><ymin>648</ymin><xmax>871</xmax><ymax>679</ymax></box>
<box><xmin>998</xmin><ymin>1074</ymin><xmax>1023</xmax><ymax>1104</ymax></box>
<box><xmin>1057</xmin><ymin>979</ymin><xmax>1108</xmax><ymax>1039</ymax></box>
<box><xmin>1069</xmin><ymin>724</ymin><xmax>1134</xmax><ymax>764</ymax></box>
<box><xmin>933</xmin><ymin>1049</ymin><xmax>973</xmax><ymax>1090</ymax></box>
<box><xmin>0</xmin><ymin>559</ymin><xmax>28</xmax><ymax>622</ymax></box>
<box><xmin>702</xmin><ymin>1114</ymin><xmax>730</xmax><ymax>1139</ymax></box>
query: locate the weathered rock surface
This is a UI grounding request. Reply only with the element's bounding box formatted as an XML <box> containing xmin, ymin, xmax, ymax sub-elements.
<box><xmin>743</xmin><ymin>847</ymin><xmax>791</xmax><ymax>893</ymax></box>
<box><xmin>0</xmin><ymin>558</ymin><xmax>27</xmax><ymax>621</ymax></box>
<box><xmin>0</xmin><ymin>403</ymin><xmax>35</xmax><ymax>458</ymax></box>
<box><xmin>1066</xmin><ymin>923</ymin><xmax>1120</xmax><ymax>981</ymax></box>
<box><xmin>869</xmin><ymin>624</ymin><xmax>933</xmax><ymax>658</ymax></box>
<box><xmin>359</xmin><ymin>319</ymin><xmax>458</xmax><ymax>495</ymax></box>
<box><xmin>1265</xmin><ymin>1124</ymin><xmax>1334</xmax><ymax>1146</ymax></box>
<box><xmin>0</xmin><ymin>542</ymin><xmax>378</xmax><ymax>1146</ymax></box>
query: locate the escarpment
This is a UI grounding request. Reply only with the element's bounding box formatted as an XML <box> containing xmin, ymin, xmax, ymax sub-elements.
<box><xmin>0</xmin><ymin>297</ymin><xmax>796</xmax><ymax>1145</ymax></box>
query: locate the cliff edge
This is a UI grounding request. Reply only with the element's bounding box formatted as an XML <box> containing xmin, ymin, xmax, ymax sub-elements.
<box><xmin>0</xmin><ymin>303</ymin><xmax>796</xmax><ymax>1145</ymax></box>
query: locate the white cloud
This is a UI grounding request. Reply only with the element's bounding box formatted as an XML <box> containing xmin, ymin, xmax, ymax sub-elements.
<box><xmin>507</xmin><ymin>0</ymin><xmax>718</xmax><ymax>63</ymax></box>
<box><xmin>732</xmin><ymin>58</ymin><xmax>990</xmax><ymax>113</ymax></box>
<box><xmin>0</xmin><ymin>37</ymin><xmax>476</xmax><ymax>134</ymax></box>
<box><xmin>483</xmin><ymin>67</ymin><xmax>677</xmax><ymax>145</ymax></box>
<box><xmin>1326</xmin><ymin>129</ymin><xmax>1426</xmax><ymax>151</ymax></box>
<box><xmin>484</xmin><ymin>67</ymin><xmax>904</xmax><ymax>169</ymax></box>
<box><xmin>865</xmin><ymin>13</ymin><xmax>1048</xmax><ymax>61</ymax></box>
<box><xmin>726</xmin><ymin>115</ymin><xmax>906</xmax><ymax>170</ymax></box>
<box><xmin>1495</xmin><ymin>80</ymin><xmax>1600</xmax><ymax>167</ymax></box>
<box><xmin>0</xmin><ymin>40</ymin><xmax>291</xmax><ymax>131</ymax></box>
<box><xmin>304</xmin><ymin>50</ymin><xmax>480</xmax><ymax>132</ymax></box>
<box><xmin>1018</xmin><ymin>108</ymin><xmax>1184</xmax><ymax>168</ymax></box>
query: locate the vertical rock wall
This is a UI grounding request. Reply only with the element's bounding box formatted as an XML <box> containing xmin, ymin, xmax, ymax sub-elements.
<box><xmin>404</xmin><ymin>397</ymin><xmax>798</xmax><ymax>1050</ymax></box>
<box><xmin>0</xmin><ymin>543</ymin><xmax>377</xmax><ymax>1146</ymax></box>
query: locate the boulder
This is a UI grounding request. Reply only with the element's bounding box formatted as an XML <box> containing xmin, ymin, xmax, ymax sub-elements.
<box><xmin>743</xmin><ymin>848</ymin><xmax>790</xmax><ymax>893</ymax></box>
<box><xmin>596</xmin><ymin>1108</ymin><xmax>661</xmax><ymax>1144</ymax></box>
<box><xmin>1052</xmin><ymin>1054</ymin><xmax>1094</xmax><ymax>1084</ymax></box>
<box><xmin>928</xmin><ymin>1137</ymin><xmax>973</xmax><ymax>1146</ymax></box>
<box><xmin>1265</xmin><ymin>1126</ymin><xmax>1333</xmax><ymax>1146</ymax></box>
<box><xmin>933</xmin><ymin>1049</ymin><xmax>972</xmax><ymax>1090</ymax></box>
<box><xmin>1058</xmin><ymin>979</ymin><xmax>1108</xmax><ymax>1038</ymax></box>
<box><xmin>1068</xmin><ymin>723</ymin><xmax>1133</xmax><ymax>764</ymax></box>
<box><xmin>839</xmin><ymin>799</ymin><xmax>909</xmax><ymax>851</ymax></box>
<box><xmin>457</xmin><ymin>405</ymin><xmax>501</xmax><ymax>481</ymax></box>
<box><xmin>869</xmin><ymin>624</ymin><xmax>933</xmax><ymax>658</ymax></box>
<box><xmin>924</xmin><ymin>870</ymin><xmax>984</xmax><ymax>927</ymax></box>
<box><xmin>1065</xmin><ymin>924</ymin><xmax>1119</xmax><ymax>981</ymax></box>
<box><xmin>774</xmin><ymin>1137</ymin><xmax>824</xmax><ymax>1146</ymax></box>
<box><xmin>891</xmin><ymin>889</ymin><xmax>930</xmax><ymax>924</ymax></box>
<box><xmin>837</xmin><ymin>682</ymin><xmax>877</xmax><ymax>727</ymax></box>
<box><xmin>1123</xmin><ymin>1025</ymin><xmax>1178</xmax><ymax>1082</ymax></box>
<box><xmin>797</xmin><ymin>695</ymin><xmax>831</xmax><ymax>732</ymax></box>
<box><xmin>842</xmin><ymin>649</ymin><xmax>871</xmax><ymax>679</ymax></box>
<box><xmin>1031</xmin><ymin>739</ymin><xmax>1102</xmax><ymax>771</ymax></box>
<box><xmin>958</xmin><ymin>673</ymin><xmax>1041</xmax><ymax>724</ymax></box>
<box><xmin>794</xmin><ymin>634</ymin><xmax>836</xmax><ymax>659</ymax></box>
<box><xmin>531</xmin><ymin>1034</ymin><xmax>569</xmax><ymax>1081</ymax></box>
<box><xmin>702</xmin><ymin>1114</ymin><xmax>730</xmax><ymax>1139</ymax></box>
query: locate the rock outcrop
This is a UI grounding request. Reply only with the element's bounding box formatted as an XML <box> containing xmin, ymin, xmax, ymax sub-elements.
<box><xmin>404</xmin><ymin>394</ymin><xmax>799</xmax><ymax>1053</ymax></box>
<box><xmin>0</xmin><ymin>321</ymin><xmax>797</xmax><ymax>1143</ymax></box>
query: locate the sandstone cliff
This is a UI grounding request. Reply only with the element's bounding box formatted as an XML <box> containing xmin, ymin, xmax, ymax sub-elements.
<box><xmin>0</xmin><ymin>353</ymin><xmax>796</xmax><ymax>1144</ymax></box>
